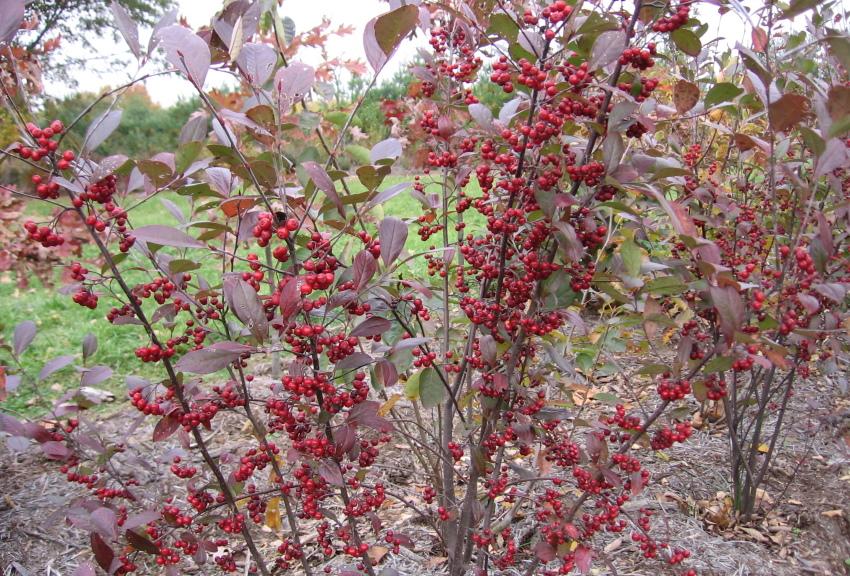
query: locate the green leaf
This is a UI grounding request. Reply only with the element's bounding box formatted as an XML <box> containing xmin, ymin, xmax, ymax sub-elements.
<box><xmin>593</xmin><ymin>392</ymin><xmax>621</xmax><ymax>405</ymax></box>
<box><xmin>325</xmin><ymin>111</ymin><xmax>348</xmax><ymax>127</ymax></box>
<box><xmin>175</xmin><ymin>141</ymin><xmax>203</xmax><ymax>174</ymax></box>
<box><xmin>346</xmin><ymin>144</ymin><xmax>371</xmax><ymax>165</ymax></box>
<box><xmin>403</xmin><ymin>370</ymin><xmax>421</xmax><ymax>400</ymax></box>
<box><xmin>828</xmin><ymin>115</ymin><xmax>850</xmax><ymax>138</ymax></box>
<box><xmin>419</xmin><ymin>367</ymin><xmax>446</xmax><ymax>409</ymax></box>
<box><xmin>702</xmin><ymin>355</ymin><xmax>733</xmax><ymax>374</ymax></box>
<box><xmin>781</xmin><ymin>0</ymin><xmax>824</xmax><ymax>20</ymax></box>
<box><xmin>825</xmin><ymin>32</ymin><xmax>850</xmax><ymax>71</ymax></box>
<box><xmin>621</xmin><ymin>238</ymin><xmax>642</xmax><ymax>277</ymax></box>
<box><xmin>644</xmin><ymin>276</ymin><xmax>686</xmax><ymax>295</ymax></box>
<box><xmin>704</xmin><ymin>82</ymin><xmax>743</xmax><ymax>108</ymax></box>
<box><xmin>671</xmin><ymin>28</ymin><xmax>702</xmax><ymax>56</ymax></box>
<box><xmin>487</xmin><ymin>13</ymin><xmax>519</xmax><ymax>41</ymax></box>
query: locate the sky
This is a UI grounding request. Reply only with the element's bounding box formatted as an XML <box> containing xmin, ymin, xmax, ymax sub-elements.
<box><xmin>41</xmin><ymin>0</ymin><xmax>771</xmax><ymax>108</ymax></box>
<box><xmin>45</xmin><ymin>0</ymin><xmax>425</xmax><ymax>107</ymax></box>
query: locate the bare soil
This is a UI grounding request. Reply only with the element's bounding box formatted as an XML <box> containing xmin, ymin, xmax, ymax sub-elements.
<box><xmin>1</xmin><ymin>372</ymin><xmax>849</xmax><ymax>576</ymax></box>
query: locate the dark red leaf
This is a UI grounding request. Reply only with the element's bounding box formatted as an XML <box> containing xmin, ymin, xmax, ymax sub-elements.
<box><xmin>90</xmin><ymin>532</ymin><xmax>115</xmax><ymax>572</ymax></box>
<box><xmin>133</xmin><ymin>225</ymin><xmax>204</xmax><ymax>248</ymax></box>
<box><xmin>352</xmin><ymin>250</ymin><xmax>377</xmax><ymax>291</ymax></box>
<box><xmin>350</xmin><ymin>316</ymin><xmax>391</xmax><ymax>338</ymax></box>
<box><xmin>318</xmin><ymin>459</ymin><xmax>344</xmax><ymax>486</ymax></box>
<box><xmin>174</xmin><ymin>341</ymin><xmax>253</xmax><ymax>374</ymax></box>
<box><xmin>348</xmin><ymin>401</ymin><xmax>394</xmax><ymax>432</ymax></box>
<box><xmin>279</xmin><ymin>278</ymin><xmax>302</xmax><ymax>323</ymax></box>
<box><xmin>153</xmin><ymin>412</ymin><xmax>180</xmax><ymax>442</ymax></box>
<box><xmin>223</xmin><ymin>276</ymin><xmax>269</xmax><ymax>343</ymax></box>
<box><xmin>13</xmin><ymin>320</ymin><xmax>36</xmax><ymax>356</ymax></box>
<box><xmin>126</xmin><ymin>529</ymin><xmax>159</xmax><ymax>554</ymax></box>
<box><xmin>379</xmin><ymin>217</ymin><xmax>407</xmax><ymax>267</ymax></box>
<box><xmin>303</xmin><ymin>161</ymin><xmax>345</xmax><ymax>218</ymax></box>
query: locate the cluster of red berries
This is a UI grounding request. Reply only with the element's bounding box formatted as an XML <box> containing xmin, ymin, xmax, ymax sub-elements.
<box><xmin>653</xmin><ymin>2</ymin><xmax>691</xmax><ymax>32</ymax></box>
<box><xmin>620</xmin><ymin>44</ymin><xmax>657</xmax><ymax>70</ymax></box>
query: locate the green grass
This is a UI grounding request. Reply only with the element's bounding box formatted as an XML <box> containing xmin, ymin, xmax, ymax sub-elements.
<box><xmin>0</xmin><ymin>174</ymin><xmax>483</xmax><ymax>416</ymax></box>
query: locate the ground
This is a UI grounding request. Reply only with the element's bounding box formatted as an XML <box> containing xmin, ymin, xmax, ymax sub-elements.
<box><xmin>1</xmin><ymin>364</ymin><xmax>848</xmax><ymax>576</ymax></box>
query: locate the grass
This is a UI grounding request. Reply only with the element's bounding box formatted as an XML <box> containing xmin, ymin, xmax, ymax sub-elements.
<box><xmin>0</xmin><ymin>174</ymin><xmax>483</xmax><ymax>416</ymax></box>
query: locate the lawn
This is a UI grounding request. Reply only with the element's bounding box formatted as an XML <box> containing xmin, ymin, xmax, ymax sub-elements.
<box><xmin>0</xmin><ymin>173</ymin><xmax>483</xmax><ymax>416</ymax></box>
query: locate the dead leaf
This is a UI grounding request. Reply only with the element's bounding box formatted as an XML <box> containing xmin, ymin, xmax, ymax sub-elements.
<box><xmin>673</xmin><ymin>80</ymin><xmax>700</xmax><ymax>115</ymax></box>
<box><xmin>822</xmin><ymin>509</ymin><xmax>844</xmax><ymax>518</ymax></box>
<box><xmin>265</xmin><ymin>497</ymin><xmax>281</xmax><ymax>531</ymax></box>
<box><xmin>768</xmin><ymin>93</ymin><xmax>810</xmax><ymax>132</ymax></box>
<box><xmin>827</xmin><ymin>85</ymin><xmax>850</xmax><ymax>121</ymax></box>
<box><xmin>367</xmin><ymin>545</ymin><xmax>389</xmax><ymax>564</ymax></box>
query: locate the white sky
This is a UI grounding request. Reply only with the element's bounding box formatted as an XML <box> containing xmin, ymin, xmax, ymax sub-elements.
<box><xmin>40</xmin><ymin>0</ymin><xmax>784</xmax><ymax>108</ymax></box>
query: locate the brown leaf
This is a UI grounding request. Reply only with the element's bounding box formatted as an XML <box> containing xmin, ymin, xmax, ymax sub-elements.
<box><xmin>367</xmin><ymin>545</ymin><xmax>389</xmax><ymax>564</ymax></box>
<box><xmin>768</xmin><ymin>93</ymin><xmax>810</xmax><ymax>132</ymax></box>
<box><xmin>827</xmin><ymin>85</ymin><xmax>850</xmax><ymax>121</ymax></box>
<box><xmin>751</xmin><ymin>27</ymin><xmax>768</xmax><ymax>52</ymax></box>
<box><xmin>734</xmin><ymin>133</ymin><xmax>757</xmax><ymax>151</ymax></box>
<box><xmin>673</xmin><ymin>80</ymin><xmax>700</xmax><ymax>115</ymax></box>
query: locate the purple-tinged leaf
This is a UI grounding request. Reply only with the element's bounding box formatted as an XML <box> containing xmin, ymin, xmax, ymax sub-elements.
<box><xmin>336</xmin><ymin>352</ymin><xmax>373</xmax><ymax>371</ymax></box>
<box><xmin>379</xmin><ymin>217</ymin><xmax>407</xmax><ymax>267</ymax></box>
<box><xmin>153</xmin><ymin>412</ymin><xmax>180</xmax><ymax>442</ymax></box>
<box><xmin>91</xmin><ymin>507</ymin><xmax>118</xmax><ymax>539</ymax></box>
<box><xmin>147</xmin><ymin>8</ymin><xmax>177</xmax><ymax>55</ymax></box>
<box><xmin>813</xmin><ymin>282</ymin><xmax>847</xmax><ymax>303</ymax></box>
<box><xmin>374</xmin><ymin>358</ymin><xmax>398</xmax><ymax>388</ymax></box>
<box><xmin>349</xmin><ymin>400</ymin><xmax>394</xmax><ymax>432</ymax></box>
<box><xmin>84</xmin><ymin>110</ymin><xmax>122</xmax><ymax>153</ymax></box>
<box><xmin>126</xmin><ymin>376</ymin><xmax>150</xmax><ymax>392</ymax></box>
<box><xmin>237</xmin><ymin>42</ymin><xmax>277</xmax><ymax>86</ymax></box>
<box><xmin>350</xmin><ymin>316</ymin><xmax>391</xmax><ymax>338</ymax></box>
<box><xmin>365</xmin><ymin>181</ymin><xmax>410</xmax><ymax>210</ymax></box>
<box><xmin>0</xmin><ymin>0</ymin><xmax>25</xmax><ymax>45</ymax></box>
<box><xmin>590</xmin><ymin>30</ymin><xmax>626</xmax><ymax>70</ymax></box>
<box><xmin>0</xmin><ymin>413</ymin><xmax>25</xmax><ymax>435</ymax></box>
<box><xmin>479</xmin><ymin>335</ymin><xmax>497</xmax><ymax>366</ymax></box>
<box><xmin>82</xmin><ymin>333</ymin><xmax>98</xmax><ymax>361</ymax></box>
<box><xmin>363</xmin><ymin>5</ymin><xmax>418</xmax><ymax>72</ymax></box>
<box><xmin>110</xmin><ymin>1</ymin><xmax>140</xmax><ymax>58</ymax></box>
<box><xmin>392</xmin><ymin>337</ymin><xmax>428</xmax><ymax>353</ymax></box>
<box><xmin>13</xmin><ymin>320</ymin><xmax>36</xmax><ymax>356</ymax></box>
<box><xmin>709</xmin><ymin>285</ymin><xmax>745</xmax><ymax>341</ymax></box>
<box><xmin>318</xmin><ymin>460</ymin><xmax>344</xmax><ymax>486</ymax></box>
<box><xmin>468</xmin><ymin>102</ymin><xmax>494</xmax><ymax>131</ymax></box>
<box><xmin>274</xmin><ymin>61</ymin><xmax>315</xmax><ymax>107</ymax></box>
<box><xmin>575</xmin><ymin>546</ymin><xmax>592</xmax><ymax>574</ymax></box>
<box><xmin>160</xmin><ymin>197</ymin><xmax>186</xmax><ymax>224</ymax></box>
<box><xmin>303</xmin><ymin>161</ymin><xmax>345</xmax><ymax>218</ymax></box>
<box><xmin>41</xmin><ymin>441</ymin><xmax>70</xmax><ymax>460</ymax></box>
<box><xmin>352</xmin><ymin>250</ymin><xmax>377</xmax><ymax>291</ymax></box>
<box><xmin>90</xmin><ymin>533</ymin><xmax>115</xmax><ymax>573</ymax></box>
<box><xmin>180</xmin><ymin>112</ymin><xmax>209</xmax><ymax>144</ymax></box>
<box><xmin>175</xmin><ymin>341</ymin><xmax>253</xmax><ymax>374</ymax></box>
<box><xmin>39</xmin><ymin>355</ymin><xmax>76</xmax><ymax>381</ymax></box>
<box><xmin>223</xmin><ymin>276</ymin><xmax>269</xmax><ymax>343</ymax></box>
<box><xmin>797</xmin><ymin>293</ymin><xmax>820</xmax><ymax>313</ymax></box>
<box><xmin>132</xmin><ymin>225</ymin><xmax>204</xmax><ymax>248</ymax></box>
<box><xmin>159</xmin><ymin>24</ymin><xmax>211</xmax><ymax>87</ymax></box>
<box><xmin>6</xmin><ymin>436</ymin><xmax>29</xmax><ymax>452</ymax></box>
<box><xmin>81</xmin><ymin>365</ymin><xmax>112</xmax><ymax>387</ymax></box>
<box><xmin>534</xmin><ymin>540</ymin><xmax>556</xmax><ymax>562</ymax></box>
<box><xmin>815</xmin><ymin>138</ymin><xmax>848</xmax><ymax>179</ymax></box>
<box><xmin>74</xmin><ymin>562</ymin><xmax>96</xmax><ymax>576</ymax></box>
<box><xmin>279</xmin><ymin>278</ymin><xmax>302</xmax><ymax>323</ymax></box>
<box><xmin>370</xmin><ymin>138</ymin><xmax>403</xmax><ymax>163</ymax></box>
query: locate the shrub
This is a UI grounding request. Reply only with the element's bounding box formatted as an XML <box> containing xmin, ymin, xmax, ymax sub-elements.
<box><xmin>1</xmin><ymin>1</ymin><xmax>849</xmax><ymax>575</ymax></box>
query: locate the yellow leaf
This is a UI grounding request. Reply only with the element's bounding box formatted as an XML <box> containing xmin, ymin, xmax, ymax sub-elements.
<box><xmin>757</xmin><ymin>443</ymin><xmax>769</xmax><ymax>453</ymax></box>
<box><xmin>265</xmin><ymin>497</ymin><xmax>282</xmax><ymax>531</ymax></box>
<box><xmin>378</xmin><ymin>393</ymin><xmax>402</xmax><ymax>417</ymax></box>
